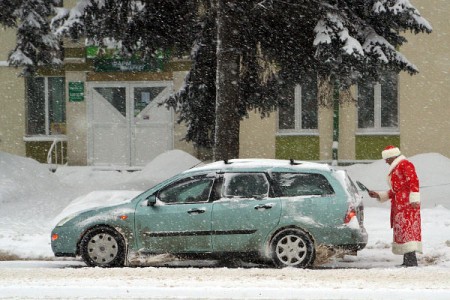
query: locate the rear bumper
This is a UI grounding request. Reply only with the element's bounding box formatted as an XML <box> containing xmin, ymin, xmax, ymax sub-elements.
<box><xmin>336</xmin><ymin>241</ymin><xmax>367</xmax><ymax>252</ymax></box>
<box><xmin>326</xmin><ymin>225</ymin><xmax>368</xmax><ymax>253</ymax></box>
<box><xmin>340</xmin><ymin>227</ymin><xmax>368</xmax><ymax>251</ymax></box>
<box><xmin>314</xmin><ymin>224</ymin><xmax>368</xmax><ymax>251</ymax></box>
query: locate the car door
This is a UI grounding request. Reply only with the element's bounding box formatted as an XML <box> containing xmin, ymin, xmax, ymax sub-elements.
<box><xmin>211</xmin><ymin>173</ymin><xmax>281</xmax><ymax>252</ymax></box>
<box><xmin>134</xmin><ymin>175</ymin><xmax>215</xmax><ymax>254</ymax></box>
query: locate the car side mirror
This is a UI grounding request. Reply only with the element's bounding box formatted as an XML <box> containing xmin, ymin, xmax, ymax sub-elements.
<box><xmin>147</xmin><ymin>195</ymin><xmax>157</xmax><ymax>206</ymax></box>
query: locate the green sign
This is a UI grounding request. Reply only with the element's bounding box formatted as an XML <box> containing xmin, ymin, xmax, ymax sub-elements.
<box><xmin>86</xmin><ymin>46</ymin><xmax>168</xmax><ymax>72</ymax></box>
<box><xmin>68</xmin><ymin>81</ymin><xmax>84</xmax><ymax>102</ymax></box>
<box><xmin>93</xmin><ymin>58</ymin><xmax>159</xmax><ymax>72</ymax></box>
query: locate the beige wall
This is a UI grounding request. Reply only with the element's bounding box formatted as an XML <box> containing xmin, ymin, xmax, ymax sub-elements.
<box><xmin>0</xmin><ymin>28</ymin><xmax>15</xmax><ymax>61</ymax></box>
<box><xmin>400</xmin><ymin>0</ymin><xmax>450</xmax><ymax>157</ymax></box>
<box><xmin>65</xmin><ymin>72</ymin><xmax>88</xmax><ymax>165</ymax></box>
<box><xmin>65</xmin><ymin>0</ymin><xmax>78</xmax><ymax>9</ymax></box>
<box><xmin>239</xmin><ymin>110</ymin><xmax>276</xmax><ymax>158</ymax></box>
<box><xmin>240</xmin><ymin>85</ymin><xmax>357</xmax><ymax>162</ymax></box>
<box><xmin>339</xmin><ymin>95</ymin><xmax>357</xmax><ymax>160</ymax></box>
<box><xmin>318</xmin><ymin>106</ymin><xmax>333</xmax><ymax>161</ymax></box>
<box><xmin>0</xmin><ymin>28</ymin><xmax>26</xmax><ymax>156</ymax></box>
<box><xmin>0</xmin><ymin>68</ymin><xmax>26</xmax><ymax>156</ymax></box>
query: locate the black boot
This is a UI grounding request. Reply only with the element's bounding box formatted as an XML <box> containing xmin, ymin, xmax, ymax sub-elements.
<box><xmin>403</xmin><ymin>251</ymin><xmax>418</xmax><ymax>267</ymax></box>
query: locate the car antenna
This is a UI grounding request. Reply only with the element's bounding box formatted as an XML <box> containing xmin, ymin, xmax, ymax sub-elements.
<box><xmin>290</xmin><ymin>158</ymin><xmax>301</xmax><ymax>165</ymax></box>
<box><xmin>224</xmin><ymin>159</ymin><xmax>231</xmax><ymax>164</ymax></box>
<box><xmin>188</xmin><ymin>161</ymin><xmax>204</xmax><ymax>169</ymax></box>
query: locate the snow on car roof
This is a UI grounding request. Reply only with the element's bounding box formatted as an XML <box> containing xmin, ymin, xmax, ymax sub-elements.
<box><xmin>186</xmin><ymin>158</ymin><xmax>332</xmax><ymax>173</ymax></box>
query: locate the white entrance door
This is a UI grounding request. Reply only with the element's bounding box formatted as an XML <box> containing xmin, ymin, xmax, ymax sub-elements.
<box><xmin>88</xmin><ymin>82</ymin><xmax>173</xmax><ymax>166</ymax></box>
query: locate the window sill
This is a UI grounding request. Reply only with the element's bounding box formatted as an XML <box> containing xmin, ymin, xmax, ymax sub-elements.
<box><xmin>355</xmin><ymin>131</ymin><xmax>399</xmax><ymax>136</ymax></box>
<box><xmin>23</xmin><ymin>135</ymin><xmax>67</xmax><ymax>142</ymax></box>
<box><xmin>277</xmin><ymin>131</ymin><xmax>319</xmax><ymax>137</ymax></box>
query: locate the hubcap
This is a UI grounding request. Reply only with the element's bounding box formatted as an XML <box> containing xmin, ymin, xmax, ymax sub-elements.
<box><xmin>87</xmin><ymin>233</ymin><xmax>118</xmax><ymax>265</ymax></box>
<box><xmin>276</xmin><ymin>234</ymin><xmax>307</xmax><ymax>266</ymax></box>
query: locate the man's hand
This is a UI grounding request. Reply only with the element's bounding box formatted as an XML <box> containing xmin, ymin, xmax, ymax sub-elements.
<box><xmin>368</xmin><ymin>190</ymin><xmax>380</xmax><ymax>199</ymax></box>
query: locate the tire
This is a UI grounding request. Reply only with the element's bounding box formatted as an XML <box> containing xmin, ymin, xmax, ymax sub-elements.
<box><xmin>270</xmin><ymin>228</ymin><xmax>315</xmax><ymax>268</ymax></box>
<box><xmin>80</xmin><ymin>226</ymin><xmax>126</xmax><ymax>267</ymax></box>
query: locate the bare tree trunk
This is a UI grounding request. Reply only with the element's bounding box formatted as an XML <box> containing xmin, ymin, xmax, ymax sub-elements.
<box><xmin>214</xmin><ymin>0</ymin><xmax>240</xmax><ymax>161</ymax></box>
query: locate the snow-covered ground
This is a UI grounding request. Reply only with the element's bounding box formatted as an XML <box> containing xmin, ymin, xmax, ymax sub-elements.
<box><xmin>0</xmin><ymin>150</ymin><xmax>449</xmax><ymax>299</ymax></box>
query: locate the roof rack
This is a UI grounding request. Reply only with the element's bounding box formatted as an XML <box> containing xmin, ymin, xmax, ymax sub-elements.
<box><xmin>289</xmin><ymin>159</ymin><xmax>301</xmax><ymax>166</ymax></box>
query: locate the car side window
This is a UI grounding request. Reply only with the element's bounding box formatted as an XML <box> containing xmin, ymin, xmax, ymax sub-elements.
<box><xmin>157</xmin><ymin>176</ymin><xmax>214</xmax><ymax>204</ymax></box>
<box><xmin>222</xmin><ymin>173</ymin><xmax>269</xmax><ymax>198</ymax></box>
<box><xmin>272</xmin><ymin>172</ymin><xmax>334</xmax><ymax>197</ymax></box>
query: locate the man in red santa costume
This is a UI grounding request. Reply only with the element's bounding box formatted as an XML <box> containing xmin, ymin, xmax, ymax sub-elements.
<box><xmin>368</xmin><ymin>145</ymin><xmax>422</xmax><ymax>267</ymax></box>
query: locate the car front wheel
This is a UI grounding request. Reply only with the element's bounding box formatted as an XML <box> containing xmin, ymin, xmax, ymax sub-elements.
<box><xmin>270</xmin><ymin>228</ymin><xmax>315</xmax><ymax>268</ymax></box>
<box><xmin>80</xmin><ymin>226</ymin><xmax>126</xmax><ymax>267</ymax></box>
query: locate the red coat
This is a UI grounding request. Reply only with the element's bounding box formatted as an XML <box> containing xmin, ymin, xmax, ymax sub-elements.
<box><xmin>379</xmin><ymin>155</ymin><xmax>422</xmax><ymax>255</ymax></box>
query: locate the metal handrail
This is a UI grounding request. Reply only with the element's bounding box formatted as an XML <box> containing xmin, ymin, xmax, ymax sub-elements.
<box><xmin>47</xmin><ymin>138</ymin><xmax>66</xmax><ymax>166</ymax></box>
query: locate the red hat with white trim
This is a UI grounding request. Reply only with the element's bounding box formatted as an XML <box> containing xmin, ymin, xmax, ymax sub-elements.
<box><xmin>382</xmin><ymin>145</ymin><xmax>401</xmax><ymax>159</ymax></box>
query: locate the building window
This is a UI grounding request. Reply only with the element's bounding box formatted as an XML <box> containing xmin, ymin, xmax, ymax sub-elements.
<box><xmin>278</xmin><ymin>76</ymin><xmax>318</xmax><ymax>134</ymax></box>
<box><xmin>26</xmin><ymin>77</ymin><xmax>66</xmax><ymax>135</ymax></box>
<box><xmin>357</xmin><ymin>72</ymin><xmax>398</xmax><ymax>133</ymax></box>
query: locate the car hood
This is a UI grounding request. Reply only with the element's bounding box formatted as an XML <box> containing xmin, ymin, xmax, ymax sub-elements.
<box><xmin>52</xmin><ymin>190</ymin><xmax>142</xmax><ymax>228</ymax></box>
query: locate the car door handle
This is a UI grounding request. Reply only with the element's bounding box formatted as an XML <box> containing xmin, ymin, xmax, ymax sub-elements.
<box><xmin>254</xmin><ymin>204</ymin><xmax>273</xmax><ymax>210</ymax></box>
<box><xmin>187</xmin><ymin>208</ymin><xmax>206</xmax><ymax>214</ymax></box>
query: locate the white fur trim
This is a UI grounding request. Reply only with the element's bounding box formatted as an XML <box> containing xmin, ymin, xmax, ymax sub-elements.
<box><xmin>382</xmin><ymin>147</ymin><xmax>401</xmax><ymax>159</ymax></box>
<box><xmin>378</xmin><ymin>191</ymin><xmax>390</xmax><ymax>203</ymax></box>
<box><xmin>388</xmin><ymin>155</ymin><xmax>405</xmax><ymax>174</ymax></box>
<box><xmin>410</xmin><ymin>192</ymin><xmax>421</xmax><ymax>204</ymax></box>
<box><xmin>392</xmin><ymin>241</ymin><xmax>423</xmax><ymax>255</ymax></box>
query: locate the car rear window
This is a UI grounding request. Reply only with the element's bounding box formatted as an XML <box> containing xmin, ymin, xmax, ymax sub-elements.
<box><xmin>272</xmin><ymin>172</ymin><xmax>335</xmax><ymax>197</ymax></box>
<box><xmin>222</xmin><ymin>173</ymin><xmax>269</xmax><ymax>198</ymax></box>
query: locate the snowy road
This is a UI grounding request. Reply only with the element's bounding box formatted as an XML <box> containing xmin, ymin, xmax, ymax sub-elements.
<box><xmin>0</xmin><ymin>260</ymin><xmax>449</xmax><ymax>299</ymax></box>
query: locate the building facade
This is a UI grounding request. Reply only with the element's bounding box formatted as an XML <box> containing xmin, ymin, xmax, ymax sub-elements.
<box><xmin>240</xmin><ymin>0</ymin><xmax>450</xmax><ymax>162</ymax></box>
<box><xmin>0</xmin><ymin>0</ymin><xmax>448</xmax><ymax>166</ymax></box>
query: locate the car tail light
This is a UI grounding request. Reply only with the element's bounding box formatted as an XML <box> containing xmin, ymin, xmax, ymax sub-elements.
<box><xmin>51</xmin><ymin>233</ymin><xmax>59</xmax><ymax>241</ymax></box>
<box><xmin>344</xmin><ymin>209</ymin><xmax>356</xmax><ymax>224</ymax></box>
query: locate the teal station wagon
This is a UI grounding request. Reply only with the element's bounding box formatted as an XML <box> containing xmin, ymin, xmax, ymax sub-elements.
<box><xmin>51</xmin><ymin>159</ymin><xmax>368</xmax><ymax>268</ymax></box>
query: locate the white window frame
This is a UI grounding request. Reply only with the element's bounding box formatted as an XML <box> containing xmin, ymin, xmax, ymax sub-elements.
<box><xmin>356</xmin><ymin>77</ymin><xmax>399</xmax><ymax>135</ymax></box>
<box><xmin>25</xmin><ymin>76</ymin><xmax>66</xmax><ymax>138</ymax></box>
<box><xmin>277</xmin><ymin>84</ymin><xmax>319</xmax><ymax>136</ymax></box>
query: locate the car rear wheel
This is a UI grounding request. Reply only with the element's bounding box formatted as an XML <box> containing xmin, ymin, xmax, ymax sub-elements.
<box><xmin>80</xmin><ymin>226</ymin><xmax>125</xmax><ymax>267</ymax></box>
<box><xmin>271</xmin><ymin>228</ymin><xmax>315</xmax><ymax>268</ymax></box>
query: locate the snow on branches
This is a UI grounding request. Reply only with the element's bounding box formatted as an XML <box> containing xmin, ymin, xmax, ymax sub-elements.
<box><xmin>312</xmin><ymin>0</ymin><xmax>431</xmax><ymax>82</ymax></box>
<box><xmin>7</xmin><ymin>0</ymin><xmax>62</xmax><ymax>73</ymax></box>
<box><xmin>314</xmin><ymin>13</ymin><xmax>364</xmax><ymax>57</ymax></box>
<box><xmin>372</xmin><ymin>0</ymin><xmax>432</xmax><ymax>33</ymax></box>
<box><xmin>362</xmin><ymin>30</ymin><xmax>417</xmax><ymax>74</ymax></box>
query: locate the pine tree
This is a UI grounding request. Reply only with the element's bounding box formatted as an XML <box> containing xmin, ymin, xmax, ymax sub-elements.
<box><xmin>165</xmin><ymin>2</ymin><xmax>217</xmax><ymax>150</ymax></box>
<box><xmin>0</xmin><ymin>0</ymin><xmax>20</xmax><ymax>27</ymax></box>
<box><xmin>4</xmin><ymin>0</ymin><xmax>63</xmax><ymax>74</ymax></box>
